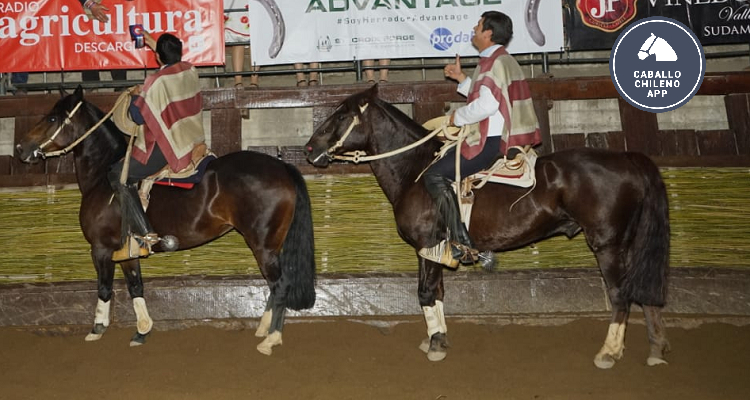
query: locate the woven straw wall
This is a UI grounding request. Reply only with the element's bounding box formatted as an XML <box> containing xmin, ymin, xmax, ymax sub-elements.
<box><xmin>0</xmin><ymin>168</ymin><xmax>748</xmax><ymax>284</ymax></box>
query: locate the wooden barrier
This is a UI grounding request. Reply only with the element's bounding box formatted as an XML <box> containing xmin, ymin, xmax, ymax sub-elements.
<box><xmin>2</xmin><ymin>73</ymin><xmax>750</xmax><ymax>188</ymax></box>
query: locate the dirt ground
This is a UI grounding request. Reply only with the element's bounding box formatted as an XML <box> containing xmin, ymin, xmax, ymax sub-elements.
<box><xmin>1</xmin><ymin>317</ymin><xmax>749</xmax><ymax>400</ymax></box>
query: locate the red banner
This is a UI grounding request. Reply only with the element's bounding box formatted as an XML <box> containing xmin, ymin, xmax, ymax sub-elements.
<box><xmin>0</xmin><ymin>0</ymin><xmax>224</xmax><ymax>73</ymax></box>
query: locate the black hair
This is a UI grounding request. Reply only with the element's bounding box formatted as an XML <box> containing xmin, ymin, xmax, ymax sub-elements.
<box><xmin>481</xmin><ymin>11</ymin><xmax>513</xmax><ymax>46</ymax></box>
<box><xmin>156</xmin><ymin>33</ymin><xmax>183</xmax><ymax>65</ymax></box>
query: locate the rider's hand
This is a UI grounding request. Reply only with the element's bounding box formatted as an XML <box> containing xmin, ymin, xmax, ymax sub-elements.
<box><xmin>143</xmin><ymin>31</ymin><xmax>157</xmax><ymax>51</ymax></box>
<box><xmin>444</xmin><ymin>54</ymin><xmax>466</xmax><ymax>83</ymax></box>
<box><xmin>89</xmin><ymin>3</ymin><xmax>109</xmax><ymax>22</ymax></box>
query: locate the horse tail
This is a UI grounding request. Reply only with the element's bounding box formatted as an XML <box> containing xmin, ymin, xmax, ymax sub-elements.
<box><xmin>278</xmin><ymin>163</ymin><xmax>317</xmax><ymax>310</ymax></box>
<box><xmin>621</xmin><ymin>153</ymin><xmax>670</xmax><ymax>306</ymax></box>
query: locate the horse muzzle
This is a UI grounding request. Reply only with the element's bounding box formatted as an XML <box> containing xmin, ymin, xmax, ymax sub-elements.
<box><xmin>304</xmin><ymin>145</ymin><xmax>331</xmax><ymax>167</ymax></box>
<box><xmin>15</xmin><ymin>143</ymin><xmax>43</xmax><ymax>164</ymax></box>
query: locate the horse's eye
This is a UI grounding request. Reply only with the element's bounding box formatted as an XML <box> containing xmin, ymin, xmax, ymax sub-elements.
<box><xmin>48</xmin><ymin>116</ymin><xmax>57</xmax><ymax>123</ymax></box>
<box><xmin>337</xmin><ymin>114</ymin><xmax>348</xmax><ymax>121</ymax></box>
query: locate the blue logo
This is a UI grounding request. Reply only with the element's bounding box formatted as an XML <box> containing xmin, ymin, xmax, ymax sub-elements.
<box><xmin>429</xmin><ymin>28</ymin><xmax>472</xmax><ymax>51</ymax></box>
<box><xmin>609</xmin><ymin>17</ymin><xmax>705</xmax><ymax>113</ymax></box>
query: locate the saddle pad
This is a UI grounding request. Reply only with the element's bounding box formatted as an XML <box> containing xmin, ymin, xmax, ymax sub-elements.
<box><xmin>469</xmin><ymin>150</ymin><xmax>537</xmax><ymax>188</ymax></box>
<box><xmin>153</xmin><ymin>154</ymin><xmax>216</xmax><ymax>189</ymax></box>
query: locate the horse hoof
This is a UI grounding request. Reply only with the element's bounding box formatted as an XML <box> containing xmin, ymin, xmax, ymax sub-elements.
<box><xmin>418</xmin><ymin>337</ymin><xmax>430</xmax><ymax>354</ymax></box>
<box><xmin>130</xmin><ymin>331</ymin><xmax>149</xmax><ymax>347</ymax></box>
<box><xmin>647</xmin><ymin>357</ymin><xmax>668</xmax><ymax>366</ymax></box>
<box><xmin>420</xmin><ymin>333</ymin><xmax>448</xmax><ymax>362</ymax></box>
<box><xmin>256</xmin><ymin>331</ymin><xmax>282</xmax><ymax>355</ymax></box>
<box><xmin>84</xmin><ymin>333</ymin><xmax>103</xmax><ymax>342</ymax></box>
<box><xmin>594</xmin><ymin>354</ymin><xmax>616</xmax><ymax>369</ymax></box>
<box><xmin>84</xmin><ymin>323</ymin><xmax>107</xmax><ymax>341</ymax></box>
<box><xmin>427</xmin><ymin>349</ymin><xmax>447</xmax><ymax>362</ymax></box>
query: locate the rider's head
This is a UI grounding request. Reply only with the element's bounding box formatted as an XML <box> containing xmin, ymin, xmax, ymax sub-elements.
<box><xmin>155</xmin><ymin>33</ymin><xmax>183</xmax><ymax>66</ymax></box>
<box><xmin>480</xmin><ymin>11</ymin><xmax>513</xmax><ymax>47</ymax></box>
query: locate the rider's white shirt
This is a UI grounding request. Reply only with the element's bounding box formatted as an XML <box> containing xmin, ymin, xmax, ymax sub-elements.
<box><xmin>453</xmin><ymin>44</ymin><xmax>505</xmax><ymax>137</ymax></box>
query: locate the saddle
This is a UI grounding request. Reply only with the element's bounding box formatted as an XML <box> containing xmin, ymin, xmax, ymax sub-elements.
<box><xmin>421</xmin><ymin>116</ymin><xmax>538</xmax><ymax>230</ymax></box>
<box><xmin>137</xmin><ymin>143</ymin><xmax>217</xmax><ymax>210</ymax></box>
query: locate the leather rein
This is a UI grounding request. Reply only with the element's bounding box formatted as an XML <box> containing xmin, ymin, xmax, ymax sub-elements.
<box><xmin>36</xmin><ymin>94</ymin><xmax>129</xmax><ymax>159</ymax></box>
<box><xmin>317</xmin><ymin>103</ymin><xmax>468</xmax><ymax>165</ymax></box>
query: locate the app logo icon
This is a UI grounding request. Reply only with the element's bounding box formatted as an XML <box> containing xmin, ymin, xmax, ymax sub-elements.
<box><xmin>609</xmin><ymin>17</ymin><xmax>705</xmax><ymax>113</ymax></box>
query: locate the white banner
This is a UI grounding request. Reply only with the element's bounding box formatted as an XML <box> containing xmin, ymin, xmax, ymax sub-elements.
<box><xmin>248</xmin><ymin>0</ymin><xmax>564</xmax><ymax>66</ymax></box>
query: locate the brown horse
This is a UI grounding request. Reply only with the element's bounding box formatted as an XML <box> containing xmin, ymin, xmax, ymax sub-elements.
<box><xmin>15</xmin><ymin>86</ymin><xmax>316</xmax><ymax>355</ymax></box>
<box><xmin>304</xmin><ymin>86</ymin><xmax>670</xmax><ymax>368</ymax></box>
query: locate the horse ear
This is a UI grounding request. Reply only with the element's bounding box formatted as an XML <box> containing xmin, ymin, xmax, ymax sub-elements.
<box><xmin>367</xmin><ymin>83</ymin><xmax>379</xmax><ymax>98</ymax></box>
<box><xmin>73</xmin><ymin>85</ymin><xmax>84</xmax><ymax>101</ymax></box>
<box><xmin>59</xmin><ymin>86</ymin><xmax>68</xmax><ymax>97</ymax></box>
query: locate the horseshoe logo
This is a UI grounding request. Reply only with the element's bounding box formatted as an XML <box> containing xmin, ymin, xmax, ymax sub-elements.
<box><xmin>525</xmin><ymin>0</ymin><xmax>545</xmax><ymax>46</ymax></box>
<box><xmin>254</xmin><ymin>0</ymin><xmax>286</xmax><ymax>58</ymax></box>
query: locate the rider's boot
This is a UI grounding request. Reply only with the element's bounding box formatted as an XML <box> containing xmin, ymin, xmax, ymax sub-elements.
<box><xmin>418</xmin><ymin>174</ymin><xmax>479</xmax><ymax>267</ymax></box>
<box><xmin>112</xmin><ymin>184</ymin><xmax>159</xmax><ymax>262</ymax></box>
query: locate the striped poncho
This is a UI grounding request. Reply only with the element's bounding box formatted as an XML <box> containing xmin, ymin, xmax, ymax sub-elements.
<box><xmin>132</xmin><ymin>61</ymin><xmax>205</xmax><ymax>172</ymax></box>
<box><xmin>462</xmin><ymin>47</ymin><xmax>542</xmax><ymax>159</ymax></box>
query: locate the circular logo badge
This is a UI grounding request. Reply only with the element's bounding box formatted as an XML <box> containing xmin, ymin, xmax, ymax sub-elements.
<box><xmin>609</xmin><ymin>17</ymin><xmax>705</xmax><ymax>113</ymax></box>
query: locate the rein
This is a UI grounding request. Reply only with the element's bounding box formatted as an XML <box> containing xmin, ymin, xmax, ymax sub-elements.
<box><xmin>38</xmin><ymin>93</ymin><xmax>130</xmax><ymax>158</ymax></box>
<box><xmin>324</xmin><ymin>103</ymin><xmax>466</xmax><ymax>164</ymax></box>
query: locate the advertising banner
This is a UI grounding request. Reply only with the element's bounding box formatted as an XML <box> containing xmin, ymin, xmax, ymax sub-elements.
<box><xmin>0</xmin><ymin>0</ymin><xmax>224</xmax><ymax>73</ymax></box>
<box><xmin>248</xmin><ymin>0</ymin><xmax>565</xmax><ymax>66</ymax></box>
<box><xmin>566</xmin><ymin>0</ymin><xmax>750</xmax><ymax>50</ymax></box>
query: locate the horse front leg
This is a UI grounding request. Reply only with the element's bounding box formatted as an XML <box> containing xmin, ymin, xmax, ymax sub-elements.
<box><xmin>417</xmin><ymin>256</ymin><xmax>448</xmax><ymax>361</ymax></box>
<box><xmin>85</xmin><ymin>247</ymin><xmax>116</xmax><ymax>342</ymax></box>
<box><xmin>119</xmin><ymin>259</ymin><xmax>153</xmax><ymax>346</ymax></box>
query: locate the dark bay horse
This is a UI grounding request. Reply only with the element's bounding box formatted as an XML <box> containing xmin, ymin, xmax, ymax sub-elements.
<box><xmin>15</xmin><ymin>87</ymin><xmax>316</xmax><ymax>355</ymax></box>
<box><xmin>305</xmin><ymin>86</ymin><xmax>670</xmax><ymax>368</ymax></box>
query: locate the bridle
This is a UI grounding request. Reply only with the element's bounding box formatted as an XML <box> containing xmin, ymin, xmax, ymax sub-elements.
<box><xmin>34</xmin><ymin>94</ymin><xmax>129</xmax><ymax>159</ymax></box>
<box><xmin>35</xmin><ymin>101</ymin><xmax>84</xmax><ymax>158</ymax></box>
<box><xmin>314</xmin><ymin>102</ymin><xmax>460</xmax><ymax>164</ymax></box>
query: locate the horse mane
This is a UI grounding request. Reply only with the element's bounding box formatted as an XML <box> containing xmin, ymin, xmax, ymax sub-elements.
<box><xmin>350</xmin><ymin>88</ymin><xmax>441</xmax><ymax>182</ymax></box>
<box><xmin>57</xmin><ymin>91</ymin><xmax>129</xmax><ymax>175</ymax></box>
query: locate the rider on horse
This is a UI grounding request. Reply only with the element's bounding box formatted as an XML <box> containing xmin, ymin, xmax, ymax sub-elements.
<box><xmin>110</xmin><ymin>31</ymin><xmax>206</xmax><ymax>262</ymax></box>
<box><xmin>419</xmin><ymin>11</ymin><xmax>542</xmax><ymax>268</ymax></box>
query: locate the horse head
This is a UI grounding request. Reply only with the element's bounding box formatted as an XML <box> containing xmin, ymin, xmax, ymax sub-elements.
<box><xmin>15</xmin><ymin>85</ymin><xmax>88</xmax><ymax>164</ymax></box>
<box><xmin>304</xmin><ymin>85</ymin><xmax>379</xmax><ymax>167</ymax></box>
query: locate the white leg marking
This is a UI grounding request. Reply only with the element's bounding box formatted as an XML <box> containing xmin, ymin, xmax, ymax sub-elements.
<box><xmin>84</xmin><ymin>299</ymin><xmax>111</xmax><ymax>342</ymax></box>
<box><xmin>133</xmin><ymin>297</ymin><xmax>153</xmax><ymax>335</ymax></box>
<box><xmin>594</xmin><ymin>323</ymin><xmax>626</xmax><ymax>369</ymax></box>
<box><xmin>421</xmin><ymin>300</ymin><xmax>448</xmax><ymax>361</ymax></box>
<box><xmin>255</xmin><ymin>310</ymin><xmax>272</xmax><ymax>338</ymax></box>
<box><xmin>94</xmin><ymin>299</ymin><xmax>111</xmax><ymax>326</ymax></box>
<box><xmin>422</xmin><ymin>300</ymin><xmax>447</xmax><ymax>337</ymax></box>
<box><xmin>256</xmin><ymin>331</ymin><xmax>283</xmax><ymax>356</ymax></box>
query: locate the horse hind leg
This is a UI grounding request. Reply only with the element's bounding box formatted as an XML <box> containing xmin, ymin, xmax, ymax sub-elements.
<box><xmin>643</xmin><ymin>305</ymin><xmax>670</xmax><ymax>366</ymax></box>
<box><xmin>256</xmin><ymin>291</ymin><xmax>285</xmax><ymax>356</ymax></box>
<box><xmin>253</xmin><ymin>253</ymin><xmax>286</xmax><ymax>356</ymax></box>
<box><xmin>594</xmin><ymin>305</ymin><xmax>629</xmax><ymax>369</ymax></box>
<box><xmin>593</xmin><ymin>247</ymin><xmax>631</xmax><ymax>369</ymax></box>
